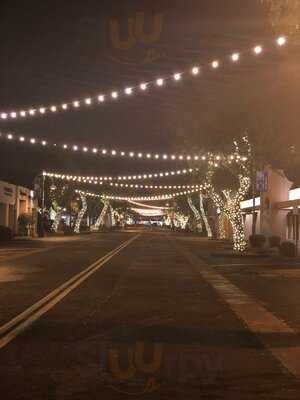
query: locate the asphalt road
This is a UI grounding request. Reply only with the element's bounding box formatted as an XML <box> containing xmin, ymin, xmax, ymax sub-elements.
<box><xmin>1</xmin><ymin>228</ymin><xmax>300</xmax><ymax>399</ymax></box>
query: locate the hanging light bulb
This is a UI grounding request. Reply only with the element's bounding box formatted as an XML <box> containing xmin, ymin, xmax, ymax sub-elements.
<box><xmin>231</xmin><ymin>53</ymin><xmax>240</xmax><ymax>62</ymax></box>
<box><xmin>277</xmin><ymin>36</ymin><xmax>286</xmax><ymax>46</ymax></box>
<box><xmin>254</xmin><ymin>45</ymin><xmax>263</xmax><ymax>54</ymax></box>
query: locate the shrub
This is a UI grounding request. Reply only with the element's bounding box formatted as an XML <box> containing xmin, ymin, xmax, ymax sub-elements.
<box><xmin>269</xmin><ymin>236</ymin><xmax>281</xmax><ymax>248</ymax></box>
<box><xmin>0</xmin><ymin>226</ymin><xmax>13</xmax><ymax>241</ymax></box>
<box><xmin>249</xmin><ymin>234</ymin><xmax>266</xmax><ymax>248</ymax></box>
<box><xmin>280</xmin><ymin>241</ymin><xmax>296</xmax><ymax>257</ymax></box>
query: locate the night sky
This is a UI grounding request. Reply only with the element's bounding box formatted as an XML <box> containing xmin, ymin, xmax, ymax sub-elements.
<box><xmin>1</xmin><ymin>0</ymin><xmax>300</xmax><ymax>190</ymax></box>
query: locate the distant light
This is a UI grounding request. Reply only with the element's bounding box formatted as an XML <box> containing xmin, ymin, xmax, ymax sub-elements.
<box><xmin>125</xmin><ymin>87</ymin><xmax>132</xmax><ymax>95</ymax></box>
<box><xmin>51</xmin><ymin>106</ymin><xmax>57</xmax><ymax>112</ymax></box>
<box><xmin>192</xmin><ymin>66</ymin><xmax>200</xmax><ymax>75</ymax></box>
<box><xmin>63</xmin><ymin>144</ymin><xmax>68</xmax><ymax>149</ymax></box>
<box><xmin>254</xmin><ymin>45</ymin><xmax>263</xmax><ymax>54</ymax></box>
<box><xmin>92</xmin><ymin>148</ymin><xmax>98</xmax><ymax>153</ymax></box>
<box><xmin>83</xmin><ymin>147</ymin><xmax>88</xmax><ymax>152</ymax></box>
<box><xmin>11</xmin><ymin>112</ymin><xmax>17</xmax><ymax>118</ymax></box>
<box><xmin>39</xmin><ymin>108</ymin><xmax>45</xmax><ymax>114</ymax></box>
<box><xmin>174</xmin><ymin>73</ymin><xmax>181</xmax><ymax>81</ymax></box>
<box><xmin>98</xmin><ymin>95</ymin><xmax>105</xmax><ymax>102</ymax></box>
<box><xmin>102</xmin><ymin>149</ymin><xmax>107</xmax><ymax>154</ymax></box>
<box><xmin>19</xmin><ymin>136</ymin><xmax>25</xmax><ymax>142</ymax></box>
<box><xmin>140</xmin><ymin>83</ymin><xmax>147</xmax><ymax>90</ymax></box>
<box><xmin>73</xmin><ymin>101</ymin><xmax>80</xmax><ymax>108</ymax></box>
<box><xmin>62</xmin><ymin>104</ymin><xmax>68</xmax><ymax>110</ymax></box>
<box><xmin>277</xmin><ymin>36</ymin><xmax>286</xmax><ymax>46</ymax></box>
<box><xmin>20</xmin><ymin>111</ymin><xmax>26</xmax><ymax>117</ymax></box>
<box><xmin>73</xmin><ymin>145</ymin><xmax>78</xmax><ymax>151</ymax></box>
<box><xmin>212</xmin><ymin>60</ymin><xmax>219</xmax><ymax>69</ymax></box>
<box><xmin>156</xmin><ymin>78</ymin><xmax>164</xmax><ymax>86</ymax></box>
<box><xmin>30</xmin><ymin>138</ymin><xmax>36</xmax><ymax>144</ymax></box>
<box><xmin>111</xmin><ymin>91</ymin><xmax>118</xmax><ymax>99</ymax></box>
<box><xmin>1</xmin><ymin>113</ymin><xmax>7</xmax><ymax>119</ymax></box>
<box><xmin>41</xmin><ymin>141</ymin><xmax>47</xmax><ymax>146</ymax></box>
<box><xmin>85</xmin><ymin>98</ymin><xmax>91</xmax><ymax>105</ymax></box>
<box><xmin>7</xmin><ymin>134</ymin><xmax>13</xmax><ymax>140</ymax></box>
<box><xmin>111</xmin><ymin>150</ymin><xmax>116</xmax><ymax>155</ymax></box>
<box><xmin>232</xmin><ymin>53</ymin><xmax>240</xmax><ymax>62</ymax></box>
<box><xmin>129</xmin><ymin>152</ymin><xmax>134</xmax><ymax>157</ymax></box>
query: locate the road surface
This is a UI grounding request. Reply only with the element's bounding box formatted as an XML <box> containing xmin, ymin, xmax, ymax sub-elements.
<box><xmin>1</xmin><ymin>228</ymin><xmax>300</xmax><ymax>399</ymax></box>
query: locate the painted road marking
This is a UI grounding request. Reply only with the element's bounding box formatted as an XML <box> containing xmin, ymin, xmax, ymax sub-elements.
<box><xmin>172</xmin><ymin>239</ymin><xmax>300</xmax><ymax>380</ymax></box>
<box><xmin>0</xmin><ymin>234</ymin><xmax>140</xmax><ymax>349</ymax></box>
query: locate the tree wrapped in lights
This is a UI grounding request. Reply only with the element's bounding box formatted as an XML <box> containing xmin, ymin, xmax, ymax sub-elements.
<box><xmin>187</xmin><ymin>193</ymin><xmax>212</xmax><ymax>238</ymax></box>
<box><xmin>92</xmin><ymin>198</ymin><xmax>110</xmax><ymax>230</ymax></box>
<box><xmin>218</xmin><ymin>212</ymin><xmax>227</xmax><ymax>240</ymax></box>
<box><xmin>74</xmin><ymin>193</ymin><xmax>87</xmax><ymax>233</ymax></box>
<box><xmin>204</xmin><ymin>136</ymin><xmax>251</xmax><ymax>252</ymax></box>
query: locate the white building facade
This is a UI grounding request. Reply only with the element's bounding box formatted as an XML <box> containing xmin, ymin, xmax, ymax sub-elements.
<box><xmin>0</xmin><ymin>180</ymin><xmax>37</xmax><ymax>235</ymax></box>
<box><xmin>241</xmin><ymin>166</ymin><xmax>300</xmax><ymax>242</ymax></box>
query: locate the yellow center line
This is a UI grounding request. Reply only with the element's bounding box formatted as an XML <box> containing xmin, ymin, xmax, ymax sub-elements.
<box><xmin>0</xmin><ymin>234</ymin><xmax>140</xmax><ymax>349</ymax></box>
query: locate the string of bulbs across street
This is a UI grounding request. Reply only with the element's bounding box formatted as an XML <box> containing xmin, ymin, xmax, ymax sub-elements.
<box><xmin>46</xmin><ymin>173</ymin><xmax>202</xmax><ymax>190</ymax></box>
<box><xmin>75</xmin><ymin>188</ymin><xmax>206</xmax><ymax>202</ymax></box>
<box><xmin>1</xmin><ymin>131</ymin><xmax>248</xmax><ymax>164</ymax></box>
<box><xmin>0</xmin><ymin>36</ymin><xmax>287</xmax><ymax>122</ymax></box>
<box><xmin>41</xmin><ymin>156</ymin><xmax>244</xmax><ymax>183</ymax></box>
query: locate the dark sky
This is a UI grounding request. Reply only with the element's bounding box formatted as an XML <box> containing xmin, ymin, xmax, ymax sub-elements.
<box><xmin>0</xmin><ymin>0</ymin><xmax>299</xmax><ymax>189</ymax></box>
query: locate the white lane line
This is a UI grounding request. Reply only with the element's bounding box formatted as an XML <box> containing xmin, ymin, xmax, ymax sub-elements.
<box><xmin>0</xmin><ymin>234</ymin><xmax>140</xmax><ymax>349</ymax></box>
<box><xmin>173</xmin><ymin>240</ymin><xmax>300</xmax><ymax>380</ymax></box>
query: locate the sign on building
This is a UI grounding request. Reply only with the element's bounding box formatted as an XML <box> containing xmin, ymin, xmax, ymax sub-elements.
<box><xmin>256</xmin><ymin>171</ymin><xmax>268</xmax><ymax>192</ymax></box>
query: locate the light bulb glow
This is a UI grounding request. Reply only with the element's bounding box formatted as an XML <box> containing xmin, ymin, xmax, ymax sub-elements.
<box><xmin>111</xmin><ymin>92</ymin><xmax>118</xmax><ymax>99</ymax></box>
<box><xmin>125</xmin><ymin>88</ymin><xmax>132</xmax><ymax>95</ymax></box>
<box><xmin>277</xmin><ymin>36</ymin><xmax>286</xmax><ymax>46</ymax></box>
<box><xmin>98</xmin><ymin>95</ymin><xmax>105</xmax><ymax>102</ymax></box>
<box><xmin>254</xmin><ymin>45</ymin><xmax>263</xmax><ymax>54</ymax></box>
<box><xmin>140</xmin><ymin>83</ymin><xmax>147</xmax><ymax>90</ymax></box>
<box><xmin>174</xmin><ymin>73</ymin><xmax>181</xmax><ymax>81</ymax></box>
<box><xmin>232</xmin><ymin>53</ymin><xmax>240</xmax><ymax>62</ymax></box>
<box><xmin>192</xmin><ymin>66</ymin><xmax>199</xmax><ymax>75</ymax></box>
<box><xmin>73</xmin><ymin>101</ymin><xmax>80</xmax><ymax>108</ymax></box>
<box><xmin>212</xmin><ymin>60</ymin><xmax>219</xmax><ymax>69</ymax></box>
<box><xmin>156</xmin><ymin>79</ymin><xmax>164</xmax><ymax>86</ymax></box>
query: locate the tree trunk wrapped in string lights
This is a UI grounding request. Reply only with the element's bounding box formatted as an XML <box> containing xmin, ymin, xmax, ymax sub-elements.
<box><xmin>93</xmin><ymin>199</ymin><xmax>110</xmax><ymax>230</ymax></box>
<box><xmin>204</xmin><ymin>136</ymin><xmax>251</xmax><ymax>252</ymax></box>
<box><xmin>187</xmin><ymin>194</ymin><xmax>213</xmax><ymax>237</ymax></box>
<box><xmin>74</xmin><ymin>193</ymin><xmax>87</xmax><ymax>233</ymax></box>
<box><xmin>51</xmin><ymin>201</ymin><xmax>62</xmax><ymax>233</ymax></box>
<box><xmin>187</xmin><ymin>196</ymin><xmax>203</xmax><ymax>233</ymax></box>
<box><xmin>218</xmin><ymin>212</ymin><xmax>227</xmax><ymax>239</ymax></box>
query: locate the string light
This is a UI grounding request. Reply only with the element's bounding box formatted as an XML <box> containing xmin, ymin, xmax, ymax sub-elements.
<box><xmin>231</xmin><ymin>53</ymin><xmax>240</xmax><ymax>62</ymax></box>
<box><xmin>42</xmin><ymin>170</ymin><xmax>204</xmax><ymax>190</ymax></box>
<box><xmin>212</xmin><ymin>60</ymin><xmax>219</xmax><ymax>69</ymax></box>
<box><xmin>0</xmin><ymin>36</ymin><xmax>287</xmax><ymax>121</ymax></box>
<box><xmin>1</xmin><ymin>131</ymin><xmax>245</xmax><ymax>164</ymax></box>
<box><xmin>254</xmin><ymin>45</ymin><xmax>263</xmax><ymax>54</ymax></box>
<box><xmin>75</xmin><ymin>188</ymin><xmax>202</xmax><ymax>202</ymax></box>
<box><xmin>277</xmin><ymin>36</ymin><xmax>286</xmax><ymax>46</ymax></box>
